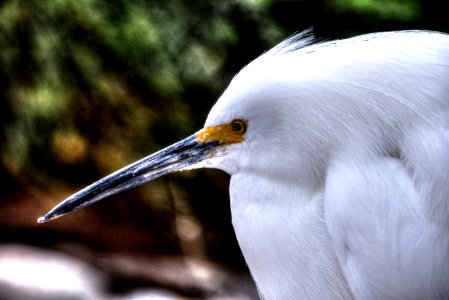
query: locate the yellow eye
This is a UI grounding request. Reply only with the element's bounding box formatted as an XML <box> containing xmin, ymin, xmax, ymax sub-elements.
<box><xmin>231</xmin><ymin>119</ymin><xmax>247</xmax><ymax>134</ymax></box>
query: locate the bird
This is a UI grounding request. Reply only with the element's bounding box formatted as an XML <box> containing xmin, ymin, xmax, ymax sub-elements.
<box><xmin>39</xmin><ymin>30</ymin><xmax>449</xmax><ymax>299</ymax></box>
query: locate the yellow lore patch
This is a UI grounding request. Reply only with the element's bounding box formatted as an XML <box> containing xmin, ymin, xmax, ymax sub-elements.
<box><xmin>196</xmin><ymin>120</ymin><xmax>247</xmax><ymax>144</ymax></box>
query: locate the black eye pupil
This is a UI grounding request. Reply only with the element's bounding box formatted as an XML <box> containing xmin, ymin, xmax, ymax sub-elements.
<box><xmin>231</xmin><ymin>119</ymin><xmax>246</xmax><ymax>134</ymax></box>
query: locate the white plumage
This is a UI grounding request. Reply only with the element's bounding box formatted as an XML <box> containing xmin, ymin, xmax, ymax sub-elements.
<box><xmin>204</xmin><ymin>30</ymin><xmax>449</xmax><ymax>299</ymax></box>
<box><xmin>40</xmin><ymin>30</ymin><xmax>449</xmax><ymax>299</ymax></box>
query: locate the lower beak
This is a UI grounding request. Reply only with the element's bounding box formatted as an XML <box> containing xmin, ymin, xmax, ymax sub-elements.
<box><xmin>38</xmin><ymin>134</ymin><xmax>218</xmax><ymax>223</ymax></box>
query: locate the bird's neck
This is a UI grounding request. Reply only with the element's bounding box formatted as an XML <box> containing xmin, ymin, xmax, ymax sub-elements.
<box><xmin>230</xmin><ymin>173</ymin><xmax>352</xmax><ymax>299</ymax></box>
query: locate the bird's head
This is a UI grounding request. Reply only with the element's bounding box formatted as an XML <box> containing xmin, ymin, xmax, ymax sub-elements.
<box><xmin>37</xmin><ymin>75</ymin><xmax>306</xmax><ymax>223</ymax></box>
<box><xmin>38</xmin><ymin>31</ymin><xmax>334</xmax><ymax>223</ymax></box>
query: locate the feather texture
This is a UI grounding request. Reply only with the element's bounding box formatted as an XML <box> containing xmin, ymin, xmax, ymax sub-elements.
<box><xmin>205</xmin><ymin>30</ymin><xmax>449</xmax><ymax>299</ymax></box>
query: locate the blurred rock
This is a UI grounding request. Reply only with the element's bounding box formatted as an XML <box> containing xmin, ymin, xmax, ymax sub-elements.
<box><xmin>0</xmin><ymin>244</ymin><xmax>104</xmax><ymax>299</ymax></box>
<box><xmin>0</xmin><ymin>244</ymin><xmax>257</xmax><ymax>299</ymax></box>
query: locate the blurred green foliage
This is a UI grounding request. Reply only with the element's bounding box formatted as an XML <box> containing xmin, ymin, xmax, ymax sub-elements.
<box><xmin>0</xmin><ymin>0</ymin><xmax>447</xmax><ymax>272</ymax></box>
<box><xmin>0</xmin><ymin>0</ymin><xmax>283</xmax><ymax>188</ymax></box>
<box><xmin>331</xmin><ymin>0</ymin><xmax>421</xmax><ymax>21</ymax></box>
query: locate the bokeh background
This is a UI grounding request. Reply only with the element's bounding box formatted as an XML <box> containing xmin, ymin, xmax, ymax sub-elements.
<box><xmin>1</xmin><ymin>0</ymin><xmax>447</xmax><ymax>299</ymax></box>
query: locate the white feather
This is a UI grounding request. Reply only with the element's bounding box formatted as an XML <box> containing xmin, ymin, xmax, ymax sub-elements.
<box><xmin>205</xmin><ymin>30</ymin><xmax>449</xmax><ymax>299</ymax></box>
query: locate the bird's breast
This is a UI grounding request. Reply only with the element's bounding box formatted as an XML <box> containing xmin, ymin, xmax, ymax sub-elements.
<box><xmin>229</xmin><ymin>173</ymin><xmax>353</xmax><ymax>299</ymax></box>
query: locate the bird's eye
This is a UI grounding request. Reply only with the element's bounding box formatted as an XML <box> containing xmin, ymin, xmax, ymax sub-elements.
<box><xmin>231</xmin><ymin>119</ymin><xmax>247</xmax><ymax>134</ymax></box>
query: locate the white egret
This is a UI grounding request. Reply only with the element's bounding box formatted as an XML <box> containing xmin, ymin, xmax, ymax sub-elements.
<box><xmin>39</xmin><ymin>30</ymin><xmax>449</xmax><ymax>299</ymax></box>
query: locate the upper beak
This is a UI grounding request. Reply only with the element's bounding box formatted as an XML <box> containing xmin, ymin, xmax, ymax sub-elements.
<box><xmin>38</xmin><ymin>133</ymin><xmax>219</xmax><ymax>223</ymax></box>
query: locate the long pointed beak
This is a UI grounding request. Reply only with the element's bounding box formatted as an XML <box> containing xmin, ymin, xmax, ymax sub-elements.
<box><xmin>38</xmin><ymin>134</ymin><xmax>219</xmax><ymax>223</ymax></box>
